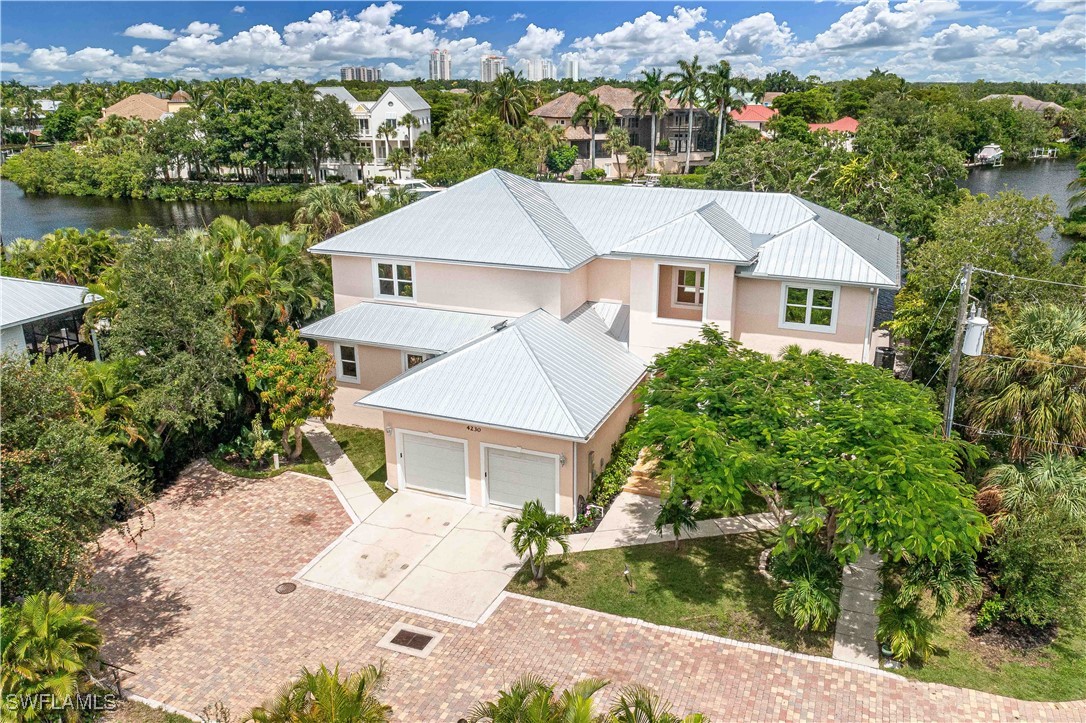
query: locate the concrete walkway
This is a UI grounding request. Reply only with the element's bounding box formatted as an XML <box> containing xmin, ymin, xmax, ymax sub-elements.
<box><xmin>567</xmin><ymin>491</ymin><xmax>777</xmax><ymax>553</ymax></box>
<box><xmin>301</xmin><ymin>420</ymin><xmax>382</xmax><ymax>521</ymax></box>
<box><xmin>832</xmin><ymin>550</ymin><xmax>882</xmax><ymax>668</ymax></box>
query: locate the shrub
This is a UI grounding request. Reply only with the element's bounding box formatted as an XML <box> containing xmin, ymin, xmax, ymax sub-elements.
<box><xmin>580</xmin><ymin>167</ymin><xmax>606</xmax><ymax>181</ymax></box>
<box><xmin>876</xmin><ymin>598</ymin><xmax>937</xmax><ymax>661</ymax></box>
<box><xmin>216</xmin><ymin>417</ymin><xmax>277</xmax><ymax>470</ymax></box>
<box><xmin>586</xmin><ymin>417</ymin><xmax>640</xmax><ymax>510</ymax></box>
<box><xmin>769</xmin><ymin>539</ymin><xmax>842</xmax><ymax>631</ymax></box>
<box><xmin>975</xmin><ymin>595</ymin><xmax>1006</xmax><ymax>632</ymax></box>
<box><xmin>546</xmin><ymin>146</ymin><xmax>578</xmax><ymax>175</ymax></box>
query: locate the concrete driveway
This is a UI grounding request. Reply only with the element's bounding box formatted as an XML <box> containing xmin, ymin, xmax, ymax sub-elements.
<box><xmin>299</xmin><ymin>491</ymin><xmax>522</xmax><ymax>623</ymax></box>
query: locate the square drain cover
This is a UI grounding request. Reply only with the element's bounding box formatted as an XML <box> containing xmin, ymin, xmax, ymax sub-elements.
<box><xmin>376</xmin><ymin>622</ymin><xmax>443</xmax><ymax>658</ymax></box>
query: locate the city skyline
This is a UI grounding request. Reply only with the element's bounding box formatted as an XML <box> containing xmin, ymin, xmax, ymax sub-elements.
<box><xmin>1</xmin><ymin>1</ymin><xmax>1082</xmax><ymax>85</ymax></box>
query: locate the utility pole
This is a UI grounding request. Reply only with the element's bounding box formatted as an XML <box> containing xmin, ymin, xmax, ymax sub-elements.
<box><xmin>942</xmin><ymin>263</ymin><xmax>974</xmax><ymax>438</ymax></box>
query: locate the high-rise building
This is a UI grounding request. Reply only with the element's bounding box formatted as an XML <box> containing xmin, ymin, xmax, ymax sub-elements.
<box><xmin>340</xmin><ymin>65</ymin><xmax>382</xmax><ymax>82</ymax></box>
<box><xmin>526</xmin><ymin>58</ymin><xmax>556</xmax><ymax>82</ymax></box>
<box><xmin>565</xmin><ymin>55</ymin><xmax>580</xmax><ymax>82</ymax></box>
<box><xmin>480</xmin><ymin>55</ymin><xmax>507</xmax><ymax>83</ymax></box>
<box><xmin>429</xmin><ymin>49</ymin><xmax>452</xmax><ymax>81</ymax></box>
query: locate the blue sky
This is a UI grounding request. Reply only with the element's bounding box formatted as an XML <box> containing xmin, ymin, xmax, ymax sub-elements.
<box><xmin>2</xmin><ymin>1</ymin><xmax>1083</xmax><ymax>85</ymax></box>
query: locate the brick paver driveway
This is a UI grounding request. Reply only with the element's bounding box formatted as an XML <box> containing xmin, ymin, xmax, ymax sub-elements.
<box><xmin>86</xmin><ymin>462</ymin><xmax>1085</xmax><ymax>722</ymax></box>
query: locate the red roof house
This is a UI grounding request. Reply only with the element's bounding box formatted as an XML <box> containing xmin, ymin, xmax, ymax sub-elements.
<box><xmin>808</xmin><ymin>117</ymin><xmax>860</xmax><ymax>134</ymax></box>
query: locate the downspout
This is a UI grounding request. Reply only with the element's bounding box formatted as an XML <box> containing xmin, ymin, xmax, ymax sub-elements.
<box><xmin>862</xmin><ymin>287</ymin><xmax>876</xmax><ymax>364</ymax></box>
<box><xmin>571</xmin><ymin>442</ymin><xmax>578</xmax><ymax>521</ymax></box>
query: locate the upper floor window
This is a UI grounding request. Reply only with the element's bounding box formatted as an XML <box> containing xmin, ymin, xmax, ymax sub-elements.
<box><xmin>374</xmin><ymin>260</ymin><xmax>415</xmax><ymax>300</ymax></box>
<box><xmin>358</xmin><ymin>119</ymin><xmax>369</xmax><ymax>134</ymax></box>
<box><xmin>673</xmin><ymin>268</ymin><xmax>705</xmax><ymax>307</ymax></box>
<box><xmin>387</xmin><ymin>118</ymin><xmax>398</xmax><ymax>129</ymax></box>
<box><xmin>403</xmin><ymin>351</ymin><xmax>434</xmax><ymax>370</ymax></box>
<box><xmin>779</xmin><ymin>284</ymin><xmax>838</xmax><ymax>333</ymax></box>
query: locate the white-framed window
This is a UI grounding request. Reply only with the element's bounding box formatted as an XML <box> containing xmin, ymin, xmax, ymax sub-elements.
<box><xmin>336</xmin><ymin>344</ymin><xmax>359</xmax><ymax>381</ymax></box>
<box><xmin>779</xmin><ymin>284</ymin><xmax>839</xmax><ymax>333</ymax></box>
<box><xmin>373</xmin><ymin>260</ymin><xmax>415</xmax><ymax>301</ymax></box>
<box><xmin>402</xmin><ymin>351</ymin><xmax>434</xmax><ymax>371</ymax></box>
<box><xmin>673</xmin><ymin>268</ymin><xmax>705</xmax><ymax>307</ymax></box>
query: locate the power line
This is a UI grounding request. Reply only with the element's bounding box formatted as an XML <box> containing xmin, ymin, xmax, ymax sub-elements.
<box><xmin>904</xmin><ymin>270</ymin><xmax>961</xmax><ymax>378</ymax></box>
<box><xmin>972</xmin><ymin>267</ymin><xmax>1086</xmax><ymax>291</ymax></box>
<box><xmin>951</xmin><ymin>422</ymin><xmax>1086</xmax><ymax>454</ymax></box>
<box><xmin>980</xmin><ymin>353</ymin><xmax>1086</xmax><ymax>371</ymax></box>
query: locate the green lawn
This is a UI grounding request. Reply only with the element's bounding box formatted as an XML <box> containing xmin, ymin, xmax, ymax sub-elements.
<box><xmin>326</xmin><ymin>423</ymin><xmax>393</xmax><ymax>501</ymax></box>
<box><xmin>507</xmin><ymin>532</ymin><xmax>832</xmax><ymax>656</ymax></box>
<box><xmin>103</xmin><ymin>700</ymin><xmax>193</xmax><ymax>723</ymax></box>
<box><xmin>897</xmin><ymin>606</ymin><xmax>1086</xmax><ymax>702</ymax></box>
<box><xmin>208</xmin><ymin>436</ymin><xmax>330</xmax><ymax>480</ymax></box>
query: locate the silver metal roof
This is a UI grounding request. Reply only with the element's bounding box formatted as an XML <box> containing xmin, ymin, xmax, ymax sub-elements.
<box><xmin>315</xmin><ymin>86</ymin><xmax>359</xmax><ymax>105</ymax></box>
<box><xmin>311</xmin><ymin>169</ymin><xmax>900</xmax><ymax>287</ymax></box>
<box><xmin>563</xmin><ymin>301</ymin><xmax>630</xmax><ymax>348</ymax></box>
<box><xmin>385</xmin><ymin>87</ymin><xmax>430</xmax><ymax>113</ymax></box>
<box><xmin>359</xmin><ymin>309</ymin><xmax>646</xmax><ymax>440</ymax></box>
<box><xmin>1</xmin><ymin>276</ymin><xmax>99</xmax><ymax>329</ymax></box>
<box><xmin>298</xmin><ymin>302</ymin><xmax>506</xmax><ymax>353</ymax></box>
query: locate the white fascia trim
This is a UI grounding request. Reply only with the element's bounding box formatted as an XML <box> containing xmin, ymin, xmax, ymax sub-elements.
<box><xmin>355</xmin><ymin>406</ymin><xmax>591</xmax><ymax>443</ymax></box>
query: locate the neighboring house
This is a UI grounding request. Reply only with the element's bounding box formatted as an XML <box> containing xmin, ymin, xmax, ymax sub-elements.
<box><xmin>529</xmin><ymin>85</ymin><xmax>714</xmax><ymax>178</ymax></box>
<box><xmin>100</xmin><ymin>91</ymin><xmax>190</xmax><ymax>122</ymax></box>
<box><xmin>1</xmin><ymin>276</ymin><xmax>100</xmax><ymax>359</ymax></box>
<box><xmin>809</xmin><ymin>116</ymin><xmax>860</xmax><ymax>151</ymax></box>
<box><xmin>761</xmin><ymin>91</ymin><xmax>785</xmax><ymax>107</ymax></box>
<box><xmin>315</xmin><ymin>86</ymin><xmax>432</xmax><ymax>181</ymax></box>
<box><xmin>301</xmin><ymin>169</ymin><xmax>899</xmax><ymax>517</ymax></box>
<box><xmin>730</xmin><ymin>105</ymin><xmax>778</xmax><ymax>135</ymax></box>
<box><xmin>980</xmin><ymin>94</ymin><xmax>1064</xmax><ymax>115</ymax></box>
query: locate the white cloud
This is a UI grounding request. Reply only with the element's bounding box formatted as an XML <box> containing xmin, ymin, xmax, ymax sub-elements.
<box><xmin>796</xmin><ymin>0</ymin><xmax>959</xmax><ymax>54</ymax></box>
<box><xmin>1</xmin><ymin>40</ymin><xmax>31</xmax><ymax>55</ymax></box>
<box><xmin>507</xmin><ymin>24</ymin><xmax>564</xmax><ymax>60</ymax></box>
<box><xmin>232</xmin><ymin>5</ymin><xmax>246</xmax><ymax>13</ymax></box>
<box><xmin>929</xmin><ymin>23</ymin><xmax>1000</xmax><ymax>61</ymax></box>
<box><xmin>1027</xmin><ymin>0</ymin><xmax>1081</xmax><ymax>14</ymax></box>
<box><xmin>122</xmin><ymin>23</ymin><xmax>176</xmax><ymax>41</ymax></box>
<box><xmin>428</xmin><ymin>11</ymin><xmax>490</xmax><ymax>31</ymax></box>
<box><xmin>183</xmin><ymin>22</ymin><xmax>222</xmax><ymax>38</ymax></box>
<box><xmin>722</xmin><ymin>13</ymin><xmax>793</xmax><ymax>55</ymax></box>
<box><xmin>508</xmin><ymin>13</ymin><xmax>526</xmax><ymax>22</ymax></box>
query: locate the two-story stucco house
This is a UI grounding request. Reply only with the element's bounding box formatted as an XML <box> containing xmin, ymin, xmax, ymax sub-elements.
<box><xmin>315</xmin><ymin>86</ymin><xmax>431</xmax><ymax>181</ymax></box>
<box><xmin>301</xmin><ymin>170</ymin><xmax>899</xmax><ymax>519</ymax></box>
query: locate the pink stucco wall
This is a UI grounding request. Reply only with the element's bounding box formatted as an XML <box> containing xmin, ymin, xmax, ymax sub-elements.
<box><xmin>585</xmin><ymin>258</ymin><xmax>631</xmax><ymax>304</ymax></box>
<box><xmin>575</xmin><ymin>392</ymin><xmax>639</xmax><ymax>504</ymax></box>
<box><xmin>381</xmin><ymin>412</ymin><xmax>578</xmax><ymax>517</ymax></box>
<box><xmin>318</xmin><ymin>340</ymin><xmax>403</xmax><ymax>427</ymax></box>
<box><xmin>731</xmin><ymin>278</ymin><xmax>875</xmax><ymax>362</ymax></box>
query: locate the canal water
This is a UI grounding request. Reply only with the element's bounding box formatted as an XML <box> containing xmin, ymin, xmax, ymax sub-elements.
<box><xmin>0</xmin><ymin>179</ymin><xmax>296</xmax><ymax>242</ymax></box>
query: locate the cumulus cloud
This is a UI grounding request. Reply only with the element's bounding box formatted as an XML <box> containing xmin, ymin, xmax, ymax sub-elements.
<box><xmin>122</xmin><ymin>23</ymin><xmax>176</xmax><ymax>41</ymax></box>
<box><xmin>1</xmin><ymin>40</ymin><xmax>31</xmax><ymax>55</ymax></box>
<box><xmin>722</xmin><ymin>13</ymin><xmax>793</xmax><ymax>55</ymax></box>
<box><xmin>796</xmin><ymin>0</ymin><xmax>959</xmax><ymax>54</ymax></box>
<box><xmin>507</xmin><ymin>24</ymin><xmax>564</xmax><ymax>59</ymax></box>
<box><xmin>232</xmin><ymin>5</ymin><xmax>246</xmax><ymax>13</ymax></box>
<box><xmin>183</xmin><ymin>22</ymin><xmax>222</xmax><ymax>38</ymax></box>
<box><xmin>428</xmin><ymin>11</ymin><xmax>490</xmax><ymax>31</ymax></box>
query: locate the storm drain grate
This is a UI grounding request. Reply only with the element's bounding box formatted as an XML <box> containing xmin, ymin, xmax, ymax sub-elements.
<box><xmin>275</xmin><ymin>582</ymin><xmax>296</xmax><ymax>594</ymax></box>
<box><xmin>377</xmin><ymin>622</ymin><xmax>444</xmax><ymax>658</ymax></box>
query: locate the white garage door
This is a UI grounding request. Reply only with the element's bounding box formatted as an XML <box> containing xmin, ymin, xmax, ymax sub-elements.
<box><xmin>486</xmin><ymin>447</ymin><xmax>558</xmax><ymax>513</ymax></box>
<box><xmin>400</xmin><ymin>433</ymin><xmax>466</xmax><ymax>498</ymax></box>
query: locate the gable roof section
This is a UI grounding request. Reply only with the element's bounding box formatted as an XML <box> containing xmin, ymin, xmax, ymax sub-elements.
<box><xmin>612</xmin><ymin>203</ymin><xmax>755</xmax><ymax>263</ymax></box>
<box><xmin>359</xmin><ymin>309</ymin><xmax>646</xmax><ymax>440</ymax></box>
<box><xmin>731</xmin><ymin>105</ymin><xmax>777</xmax><ymax>122</ymax></box>
<box><xmin>310</xmin><ymin>169</ymin><xmax>595</xmax><ymax>270</ymax></box>
<box><xmin>385</xmin><ymin>86</ymin><xmax>430</xmax><ymax>113</ymax></box>
<box><xmin>530</xmin><ymin>91</ymin><xmax>583</xmax><ymax>118</ymax></box>
<box><xmin>100</xmin><ymin>93</ymin><xmax>168</xmax><ymax>122</ymax></box>
<box><xmin>1</xmin><ymin>277</ymin><xmax>99</xmax><ymax>329</ymax></box>
<box><xmin>809</xmin><ymin>117</ymin><xmax>859</xmax><ymax>133</ymax></box>
<box><xmin>794</xmin><ymin>198</ymin><xmax>899</xmax><ymax>286</ymax></box>
<box><xmin>315</xmin><ymin>86</ymin><xmax>359</xmax><ymax>105</ymax></box>
<box><xmin>298</xmin><ymin>302</ymin><xmax>505</xmax><ymax>353</ymax></box>
<box><xmin>744</xmin><ymin>221</ymin><xmax>897</xmax><ymax>287</ymax></box>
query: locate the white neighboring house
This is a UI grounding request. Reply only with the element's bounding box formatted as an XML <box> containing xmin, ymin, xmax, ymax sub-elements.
<box><xmin>1</xmin><ymin>277</ymin><xmax>101</xmax><ymax>359</ymax></box>
<box><xmin>315</xmin><ymin>86</ymin><xmax>431</xmax><ymax>182</ymax></box>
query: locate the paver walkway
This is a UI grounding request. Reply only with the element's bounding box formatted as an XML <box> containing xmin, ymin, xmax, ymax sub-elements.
<box><xmin>833</xmin><ymin>550</ymin><xmax>883</xmax><ymax>668</ymax></box>
<box><xmin>84</xmin><ymin>466</ymin><xmax>1085</xmax><ymax>722</ymax></box>
<box><xmin>301</xmin><ymin>420</ymin><xmax>382</xmax><ymax>520</ymax></box>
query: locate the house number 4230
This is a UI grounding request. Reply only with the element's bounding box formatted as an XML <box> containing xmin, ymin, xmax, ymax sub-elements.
<box><xmin>466</xmin><ymin>425</ymin><xmax>482</xmax><ymax>433</ymax></box>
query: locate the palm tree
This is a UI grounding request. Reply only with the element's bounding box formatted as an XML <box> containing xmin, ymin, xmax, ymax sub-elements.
<box><xmin>666</xmin><ymin>55</ymin><xmax>704</xmax><ymax>174</ymax></box>
<box><xmin>248</xmin><ymin>663</ymin><xmax>390</xmax><ymax>723</ymax></box>
<box><xmin>627</xmin><ymin>145</ymin><xmax>649</xmax><ymax>178</ymax></box>
<box><xmin>604</xmin><ymin>126</ymin><xmax>631</xmax><ymax>179</ymax></box>
<box><xmin>75</xmin><ymin>115</ymin><xmax>98</xmax><ymax>145</ymax></box>
<box><xmin>654</xmin><ymin>497</ymin><xmax>699</xmax><ymax>549</ymax></box>
<box><xmin>399</xmin><ymin>112</ymin><xmax>421</xmax><ymax>159</ymax></box>
<box><xmin>962</xmin><ymin>303</ymin><xmax>1086</xmax><ymax>460</ymax></box>
<box><xmin>634</xmin><ymin>69</ymin><xmax>668</xmax><ymax>172</ymax></box>
<box><xmin>609</xmin><ymin>684</ymin><xmax>707</xmax><ymax>723</ymax></box>
<box><xmin>1</xmin><ymin>592</ymin><xmax>103</xmax><ymax>714</ymax></box>
<box><xmin>502</xmin><ymin>499</ymin><xmax>570</xmax><ymax>581</ymax></box>
<box><xmin>982</xmin><ymin>454</ymin><xmax>1086</xmax><ymax>527</ymax></box>
<box><xmin>293</xmin><ymin>185</ymin><xmax>366</xmax><ymax>240</ymax></box>
<box><xmin>375</xmin><ymin>120</ymin><xmax>397</xmax><ymax>163</ymax></box>
<box><xmin>80</xmin><ymin>360</ymin><xmax>146</xmax><ymax>447</ymax></box>
<box><xmin>386</xmin><ymin>147</ymin><xmax>410</xmax><ymax>180</ymax></box>
<box><xmin>467</xmin><ymin>674</ymin><xmax>609</xmax><ymax>723</ymax></box>
<box><xmin>366</xmin><ymin>186</ymin><xmax>417</xmax><ymax>219</ymax></box>
<box><xmin>1067</xmin><ymin>151</ymin><xmax>1086</xmax><ymax>211</ymax></box>
<box><xmin>702</xmin><ymin>60</ymin><xmax>746</xmax><ymax>158</ymax></box>
<box><xmin>571</xmin><ymin>94</ymin><xmax>615</xmax><ymax>170</ymax></box>
<box><xmin>467</xmin><ymin>81</ymin><xmax>488</xmax><ymax>109</ymax></box>
<box><xmin>489</xmin><ymin>70</ymin><xmax>529</xmax><ymax>127</ymax></box>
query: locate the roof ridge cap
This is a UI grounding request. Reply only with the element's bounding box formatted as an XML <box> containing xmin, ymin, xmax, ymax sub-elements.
<box><xmin>494</xmin><ymin>172</ymin><xmax>592</xmax><ymax>268</ymax></box>
<box><xmin>491</xmin><ymin>173</ymin><xmax>567</xmax><ymax>268</ymax></box>
<box><xmin>510</xmin><ymin>317</ymin><xmax>584</xmax><ymax>437</ymax></box>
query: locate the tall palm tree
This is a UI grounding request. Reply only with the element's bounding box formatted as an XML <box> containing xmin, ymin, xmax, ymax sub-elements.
<box><xmin>467</xmin><ymin>674</ymin><xmax>609</xmax><ymax>723</ymax></box>
<box><xmin>75</xmin><ymin>115</ymin><xmax>98</xmax><ymax>145</ymax></box>
<box><xmin>248</xmin><ymin>663</ymin><xmax>390</xmax><ymax>723</ymax></box>
<box><xmin>375</xmin><ymin>120</ymin><xmax>397</xmax><ymax>163</ymax></box>
<box><xmin>702</xmin><ymin>60</ymin><xmax>746</xmax><ymax>158</ymax></box>
<box><xmin>666</xmin><ymin>55</ymin><xmax>704</xmax><ymax>174</ymax></box>
<box><xmin>489</xmin><ymin>70</ymin><xmax>529</xmax><ymax>127</ymax></box>
<box><xmin>467</xmin><ymin>80</ymin><xmax>488</xmax><ymax>109</ymax></box>
<box><xmin>634</xmin><ymin>69</ymin><xmax>668</xmax><ymax>171</ymax></box>
<box><xmin>571</xmin><ymin>94</ymin><xmax>615</xmax><ymax>170</ymax></box>
<box><xmin>1</xmin><ymin>592</ymin><xmax>103</xmax><ymax>714</ymax></box>
<box><xmin>604</xmin><ymin>126</ymin><xmax>630</xmax><ymax>179</ymax></box>
<box><xmin>1067</xmin><ymin>151</ymin><xmax>1086</xmax><ymax>211</ymax></box>
<box><xmin>502</xmin><ymin>499</ymin><xmax>570</xmax><ymax>581</ymax></box>
<box><xmin>962</xmin><ymin>303</ymin><xmax>1086</xmax><ymax>460</ymax></box>
<box><xmin>399</xmin><ymin>112</ymin><xmax>421</xmax><ymax>159</ymax></box>
<box><xmin>293</xmin><ymin>185</ymin><xmax>366</xmax><ymax>240</ymax></box>
<box><xmin>983</xmin><ymin>454</ymin><xmax>1086</xmax><ymax>528</ymax></box>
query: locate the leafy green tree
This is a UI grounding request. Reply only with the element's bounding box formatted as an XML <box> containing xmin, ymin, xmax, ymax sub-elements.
<box><xmin>633</xmin><ymin>69</ymin><xmax>668</xmax><ymax>171</ymax></box>
<box><xmin>103</xmin><ymin>232</ymin><xmax>239</xmax><ymax>443</ymax></box>
<box><xmin>666</xmin><ymin>55</ymin><xmax>704</xmax><ymax>174</ymax></box>
<box><xmin>248</xmin><ymin>664</ymin><xmax>390</xmax><ymax>723</ymax></box>
<box><xmin>545</xmin><ymin>145</ymin><xmax>577</xmax><ymax>176</ymax></box>
<box><xmin>245</xmin><ymin>329</ymin><xmax>335</xmax><ymax>459</ymax></box>
<box><xmin>467</xmin><ymin>675</ymin><xmax>610</xmax><ymax>723</ymax></box>
<box><xmin>572</xmin><ymin>95</ymin><xmax>615</xmax><ymax>170</ymax></box>
<box><xmin>0</xmin><ymin>353</ymin><xmax>143</xmax><ymax>601</ymax></box>
<box><xmin>502</xmin><ymin>500</ymin><xmax>570</xmax><ymax>581</ymax></box>
<box><xmin>1</xmin><ymin>592</ymin><xmax>103</xmax><ymax>719</ymax></box>
<box><xmin>772</xmin><ymin>87</ymin><xmax>837</xmax><ymax>123</ymax></box>
<box><xmin>40</xmin><ymin>103</ymin><xmax>85</xmax><ymax>143</ymax></box>
<box><xmin>765</xmin><ymin>114</ymin><xmax>812</xmax><ymax>143</ymax></box>
<box><xmin>962</xmin><ymin>304</ymin><xmax>1086</xmax><ymax>460</ymax></box>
